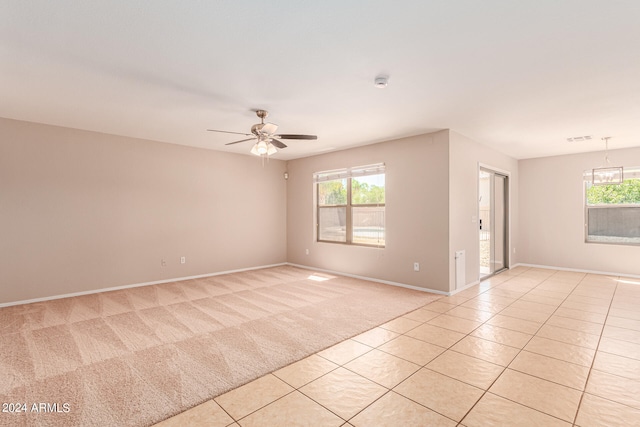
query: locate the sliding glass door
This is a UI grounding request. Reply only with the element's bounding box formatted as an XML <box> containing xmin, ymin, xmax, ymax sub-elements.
<box><xmin>479</xmin><ymin>167</ymin><xmax>508</xmax><ymax>278</ymax></box>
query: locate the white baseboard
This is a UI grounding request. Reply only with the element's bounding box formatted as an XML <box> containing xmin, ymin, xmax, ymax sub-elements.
<box><xmin>286</xmin><ymin>263</ymin><xmax>450</xmax><ymax>295</ymax></box>
<box><xmin>451</xmin><ymin>280</ymin><xmax>481</xmax><ymax>295</ymax></box>
<box><xmin>511</xmin><ymin>263</ymin><xmax>640</xmax><ymax>280</ymax></box>
<box><xmin>10</xmin><ymin>261</ymin><xmax>632</xmax><ymax>309</ymax></box>
<box><xmin>0</xmin><ymin>262</ymin><xmax>288</xmax><ymax>308</ymax></box>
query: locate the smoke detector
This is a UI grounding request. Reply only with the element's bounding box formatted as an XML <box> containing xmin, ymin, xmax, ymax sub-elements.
<box><xmin>374</xmin><ymin>75</ymin><xmax>389</xmax><ymax>89</ymax></box>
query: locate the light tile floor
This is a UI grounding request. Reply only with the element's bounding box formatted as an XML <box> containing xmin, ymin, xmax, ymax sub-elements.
<box><xmin>154</xmin><ymin>266</ymin><xmax>640</xmax><ymax>426</ymax></box>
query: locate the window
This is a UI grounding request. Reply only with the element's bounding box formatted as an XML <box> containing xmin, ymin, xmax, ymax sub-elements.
<box><xmin>315</xmin><ymin>164</ymin><xmax>385</xmax><ymax>247</ymax></box>
<box><xmin>584</xmin><ymin>166</ymin><xmax>640</xmax><ymax>245</ymax></box>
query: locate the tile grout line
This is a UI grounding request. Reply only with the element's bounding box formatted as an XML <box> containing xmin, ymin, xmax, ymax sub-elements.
<box><xmin>343</xmin><ymin>314</ymin><xmax>462</xmax><ymax>424</ymax></box>
<box><xmin>570</xmin><ymin>275</ymin><xmax>619</xmax><ymax>427</ymax></box>
<box><xmin>484</xmin><ymin>275</ymin><xmax>635</xmax><ymax>426</ymax></box>
<box><xmin>294</xmin><ymin>353</ymin><xmax>413</xmax><ymax>425</ymax></box>
<box><xmin>375</xmin><ymin>267</ymin><xmax>542</xmax><ymax>424</ymax></box>
<box><xmin>495</xmin><ymin>272</ymin><xmax>601</xmax><ymax>421</ymax></box>
<box><xmin>325</xmin><ymin>289</ymin><xmax>493</xmax><ymax>425</ymax></box>
<box><xmin>454</xmin><ymin>269</ymin><xmax>587</xmax><ymax>424</ymax></box>
<box><xmin>454</xmin><ymin>277</ymin><xmax>546</xmax><ymax>422</ymax></box>
<box><xmin>277</xmin><ymin>361</ymin><xmax>357</xmax><ymax>424</ymax></box>
<box><xmin>276</xmin><ymin>330</ymin><xmax>418</xmax><ymax>426</ymax></box>
<box><xmin>380</xmin><ymin>366</ymin><xmax>462</xmax><ymax>424</ymax></box>
<box><xmin>416</xmin><ymin>273</ymin><xmax>525</xmax><ymax>424</ymax></box>
<box><xmin>234</xmin><ymin>387</ymin><xmax>346</xmax><ymax>426</ymax></box>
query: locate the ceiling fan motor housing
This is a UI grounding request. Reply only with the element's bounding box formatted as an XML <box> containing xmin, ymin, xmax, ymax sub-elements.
<box><xmin>252</xmin><ymin>110</ymin><xmax>270</xmax><ymax>135</ymax></box>
<box><xmin>251</xmin><ymin>123</ymin><xmax>264</xmax><ymax>135</ymax></box>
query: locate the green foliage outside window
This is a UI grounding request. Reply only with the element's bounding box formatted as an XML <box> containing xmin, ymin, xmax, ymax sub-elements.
<box><xmin>586</xmin><ymin>179</ymin><xmax>640</xmax><ymax>204</ymax></box>
<box><xmin>352</xmin><ymin>177</ymin><xmax>385</xmax><ymax>204</ymax></box>
<box><xmin>318</xmin><ymin>179</ymin><xmax>347</xmax><ymax>205</ymax></box>
<box><xmin>318</xmin><ymin>175</ymin><xmax>385</xmax><ymax>206</ymax></box>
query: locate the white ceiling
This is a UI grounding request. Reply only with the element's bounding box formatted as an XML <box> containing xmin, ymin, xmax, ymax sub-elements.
<box><xmin>1</xmin><ymin>1</ymin><xmax>639</xmax><ymax>160</ymax></box>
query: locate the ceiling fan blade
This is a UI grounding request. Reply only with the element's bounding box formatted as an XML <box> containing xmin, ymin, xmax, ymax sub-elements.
<box><xmin>261</xmin><ymin>122</ymin><xmax>278</xmax><ymax>135</ymax></box>
<box><xmin>275</xmin><ymin>134</ymin><xmax>318</xmax><ymax>140</ymax></box>
<box><xmin>225</xmin><ymin>137</ymin><xmax>257</xmax><ymax>146</ymax></box>
<box><xmin>270</xmin><ymin>138</ymin><xmax>287</xmax><ymax>149</ymax></box>
<box><xmin>207</xmin><ymin>129</ymin><xmax>252</xmax><ymax>136</ymax></box>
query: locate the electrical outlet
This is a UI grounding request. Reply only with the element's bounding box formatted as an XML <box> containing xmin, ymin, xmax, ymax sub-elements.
<box><xmin>180</xmin><ymin>256</ymin><xmax>186</xmax><ymax>264</ymax></box>
<box><xmin>414</xmin><ymin>262</ymin><xmax>420</xmax><ymax>272</ymax></box>
<box><xmin>161</xmin><ymin>259</ymin><xmax>166</xmax><ymax>267</ymax></box>
<box><xmin>305</xmin><ymin>249</ymin><xmax>309</xmax><ymax>255</ymax></box>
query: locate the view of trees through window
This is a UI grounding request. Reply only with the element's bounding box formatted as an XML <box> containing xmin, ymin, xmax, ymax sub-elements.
<box><xmin>318</xmin><ymin>179</ymin><xmax>347</xmax><ymax>205</ymax></box>
<box><xmin>317</xmin><ymin>177</ymin><xmax>385</xmax><ymax>206</ymax></box>
<box><xmin>352</xmin><ymin>177</ymin><xmax>385</xmax><ymax>204</ymax></box>
<box><xmin>317</xmin><ymin>173</ymin><xmax>385</xmax><ymax>246</ymax></box>
<box><xmin>585</xmin><ymin>175</ymin><xmax>640</xmax><ymax>245</ymax></box>
<box><xmin>586</xmin><ymin>179</ymin><xmax>640</xmax><ymax>204</ymax></box>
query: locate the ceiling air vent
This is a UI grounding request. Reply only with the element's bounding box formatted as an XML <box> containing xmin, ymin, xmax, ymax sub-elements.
<box><xmin>566</xmin><ymin>135</ymin><xmax>593</xmax><ymax>142</ymax></box>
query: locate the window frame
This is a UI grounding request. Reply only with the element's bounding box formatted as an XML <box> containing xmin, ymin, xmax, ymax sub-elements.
<box><xmin>584</xmin><ymin>166</ymin><xmax>640</xmax><ymax>246</ymax></box>
<box><xmin>316</xmin><ymin>178</ymin><xmax>348</xmax><ymax>244</ymax></box>
<box><xmin>315</xmin><ymin>164</ymin><xmax>385</xmax><ymax>247</ymax></box>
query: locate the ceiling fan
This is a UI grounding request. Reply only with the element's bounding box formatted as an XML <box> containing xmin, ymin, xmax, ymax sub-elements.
<box><xmin>207</xmin><ymin>110</ymin><xmax>317</xmax><ymax>157</ymax></box>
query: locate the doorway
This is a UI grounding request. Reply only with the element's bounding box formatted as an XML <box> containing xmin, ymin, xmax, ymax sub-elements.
<box><xmin>479</xmin><ymin>167</ymin><xmax>509</xmax><ymax>278</ymax></box>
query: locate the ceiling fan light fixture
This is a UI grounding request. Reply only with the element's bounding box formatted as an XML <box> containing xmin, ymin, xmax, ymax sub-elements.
<box><xmin>256</xmin><ymin>140</ymin><xmax>269</xmax><ymax>155</ymax></box>
<box><xmin>249</xmin><ymin>142</ymin><xmax>265</xmax><ymax>156</ymax></box>
<box><xmin>250</xmin><ymin>139</ymin><xmax>277</xmax><ymax>157</ymax></box>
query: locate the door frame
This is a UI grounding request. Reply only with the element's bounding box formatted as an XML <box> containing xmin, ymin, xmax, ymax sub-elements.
<box><xmin>478</xmin><ymin>163</ymin><xmax>511</xmax><ymax>280</ymax></box>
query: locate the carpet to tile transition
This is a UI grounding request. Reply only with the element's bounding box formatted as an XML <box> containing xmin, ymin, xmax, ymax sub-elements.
<box><xmin>0</xmin><ymin>265</ymin><xmax>441</xmax><ymax>426</ymax></box>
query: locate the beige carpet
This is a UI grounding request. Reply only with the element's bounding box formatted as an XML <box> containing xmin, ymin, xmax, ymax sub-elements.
<box><xmin>0</xmin><ymin>265</ymin><xmax>441</xmax><ymax>426</ymax></box>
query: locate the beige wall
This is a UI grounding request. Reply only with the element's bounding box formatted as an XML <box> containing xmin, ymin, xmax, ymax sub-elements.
<box><xmin>519</xmin><ymin>147</ymin><xmax>640</xmax><ymax>276</ymax></box>
<box><xmin>449</xmin><ymin>131</ymin><xmax>520</xmax><ymax>291</ymax></box>
<box><xmin>286</xmin><ymin>131</ymin><xmax>451</xmax><ymax>292</ymax></box>
<box><xmin>6</xmin><ymin>114</ymin><xmax>636</xmax><ymax>305</ymax></box>
<box><xmin>0</xmin><ymin>118</ymin><xmax>287</xmax><ymax>304</ymax></box>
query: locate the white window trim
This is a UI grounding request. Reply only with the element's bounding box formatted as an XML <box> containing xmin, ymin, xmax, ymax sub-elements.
<box><xmin>583</xmin><ymin>166</ymin><xmax>640</xmax><ymax>246</ymax></box>
<box><xmin>314</xmin><ymin>163</ymin><xmax>386</xmax><ymax>247</ymax></box>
